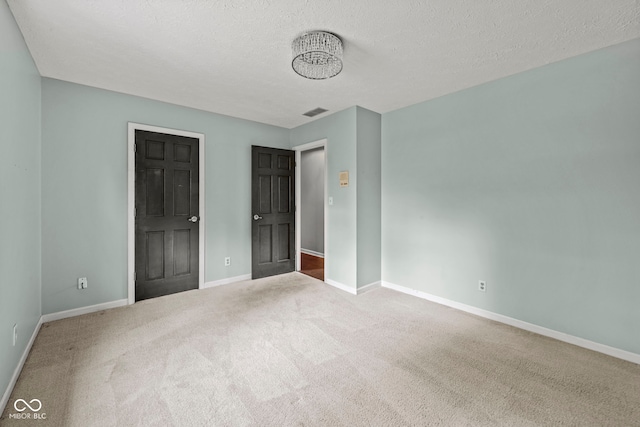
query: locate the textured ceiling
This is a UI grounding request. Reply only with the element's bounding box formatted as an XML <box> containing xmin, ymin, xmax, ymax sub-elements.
<box><xmin>7</xmin><ymin>0</ymin><xmax>640</xmax><ymax>128</ymax></box>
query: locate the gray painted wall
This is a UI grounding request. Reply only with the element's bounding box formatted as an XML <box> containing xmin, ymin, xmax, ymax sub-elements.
<box><xmin>300</xmin><ymin>147</ymin><xmax>325</xmax><ymax>255</ymax></box>
<box><xmin>0</xmin><ymin>0</ymin><xmax>42</xmax><ymax>403</ymax></box>
<box><xmin>290</xmin><ymin>108</ymin><xmax>358</xmax><ymax>288</ymax></box>
<box><xmin>41</xmin><ymin>78</ymin><xmax>290</xmax><ymax>315</ymax></box>
<box><xmin>290</xmin><ymin>107</ymin><xmax>382</xmax><ymax>290</ymax></box>
<box><xmin>356</xmin><ymin>107</ymin><xmax>382</xmax><ymax>288</ymax></box>
<box><xmin>381</xmin><ymin>38</ymin><xmax>640</xmax><ymax>354</ymax></box>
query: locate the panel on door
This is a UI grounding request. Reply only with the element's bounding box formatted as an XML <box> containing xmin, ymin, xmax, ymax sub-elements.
<box><xmin>251</xmin><ymin>146</ymin><xmax>296</xmax><ymax>279</ymax></box>
<box><xmin>135</xmin><ymin>130</ymin><xmax>199</xmax><ymax>301</ymax></box>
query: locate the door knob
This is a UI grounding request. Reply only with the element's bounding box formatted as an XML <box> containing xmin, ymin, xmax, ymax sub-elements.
<box><xmin>253</xmin><ymin>214</ymin><xmax>263</xmax><ymax>220</ymax></box>
<box><xmin>188</xmin><ymin>216</ymin><xmax>198</xmax><ymax>222</ymax></box>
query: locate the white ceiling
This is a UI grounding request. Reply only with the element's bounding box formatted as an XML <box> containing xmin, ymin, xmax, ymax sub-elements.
<box><xmin>8</xmin><ymin>0</ymin><xmax>640</xmax><ymax>129</ymax></box>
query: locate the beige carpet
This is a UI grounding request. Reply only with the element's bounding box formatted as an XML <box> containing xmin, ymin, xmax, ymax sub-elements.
<box><xmin>2</xmin><ymin>272</ymin><xmax>639</xmax><ymax>426</ymax></box>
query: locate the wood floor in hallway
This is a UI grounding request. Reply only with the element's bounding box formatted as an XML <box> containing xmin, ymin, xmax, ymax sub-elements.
<box><xmin>300</xmin><ymin>252</ymin><xmax>324</xmax><ymax>281</ymax></box>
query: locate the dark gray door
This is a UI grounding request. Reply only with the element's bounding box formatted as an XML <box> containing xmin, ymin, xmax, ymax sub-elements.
<box><xmin>251</xmin><ymin>146</ymin><xmax>296</xmax><ymax>279</ymax></box>
<box><xmin>135</xmin><ymin>130</ymin><xmax>199</xmax><ymax>301</ymax></box>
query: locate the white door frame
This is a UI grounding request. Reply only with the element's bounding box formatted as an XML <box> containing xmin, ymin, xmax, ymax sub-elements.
<box><xmin>293</xmin><ymin>139</ymin><xmax>328</xmax><ymax>277</ymax></box>
<box><xmin>127</xmin><ymin>122</ymin><xmax>206</xmax><ymax>305</ymax></box>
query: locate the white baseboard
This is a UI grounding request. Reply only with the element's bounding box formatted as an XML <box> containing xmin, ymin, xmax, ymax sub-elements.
<box><xmin>3</xmin><ymin>299</ymin><xmax>128</xmax><ymax>413</ymax></box>
<box><xmin>41</xmin><ymin>299</ymin><xmax>128</xmax><ymax>323</ymax></box>
<box><xmin>325</xmin><ymin>279</ymin><xmax>381</xmax><ymax>296</ymax></box>
<box><xmin>325</xmin><ymin>279</ymin><xmax>357</xmax><ymax>295</ymax></box>
<box><xmin>382</xmin><ymin>281</ymin><xmax>640</xmax><ymax>365</ymax></box>
<box><xmin>1</xmin><ymin>316</ymin><xmax>43</xmax><ymax>415</ymax></box>
<box><xmin>300</xmin><ymin>249</ymin><xmax>324</xmax><ymax>258</ymax></box>
<box><xmin>357</xmin><ymin>281</ymin><xmax>381</xmax><ymax>294</ymax></box>
<box><xmin>203</xmin><ymin>274</ymin><xmax>251</xmax><ymax>289</ymax></box>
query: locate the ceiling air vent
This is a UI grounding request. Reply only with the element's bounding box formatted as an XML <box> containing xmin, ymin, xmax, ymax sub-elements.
<box><xmin>303</xmin><ymin>107</ymin><xmax>328</xmax><ymax>117</ymax></box>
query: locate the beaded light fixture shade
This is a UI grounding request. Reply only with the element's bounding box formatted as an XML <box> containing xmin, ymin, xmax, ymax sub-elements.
<box><xmin>292</xmin><ymin>31</ymin><xmax>343</xmax><ymax>80</ymax></box>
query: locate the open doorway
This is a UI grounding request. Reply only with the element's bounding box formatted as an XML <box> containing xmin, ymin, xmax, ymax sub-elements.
<box><xmin>294</xmin><ymin>139</ymin><xmax>327</xmax><ymax>282</ymax></box>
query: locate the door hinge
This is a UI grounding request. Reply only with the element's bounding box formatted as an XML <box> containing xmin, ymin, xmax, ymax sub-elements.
<box><xmin>134</xmin><ymin>272</ymin><xmax>136</xmax><ymax>281</ymax></box>
<box><xmin>134</xmin><ymin>142</ymin><xmax>137</xmax><ymax>153</ymax></box>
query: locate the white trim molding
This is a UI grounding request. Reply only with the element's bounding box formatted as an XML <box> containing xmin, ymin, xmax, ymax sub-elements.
<box><xmin>293</xmin><ymin>139</ymin><xmax>328</xmax><ymax>277</ymax></box>
<box><xmin>325</xmin><ymin>280</ymin><xmax>380</xmax><ymax>296</ymax></box>
<box><xmin>300</xmin><ymin>249</ymin><xmax>324</xmax><ymax>258</ymax></box>
<box><xmin>127</xmin><ymin>123</ymin><xmax>206</xmax><ymax>305</ymax></box>
<box><xmin>41</xmin><ymin>299</ymin><xmax>129</xmax><ymax>323</ymax></box>
<box><xmin>325</xmin><ymin>279</ymin><xmax>357</xmax><ymax>295</ymax></box>
<box><xmin>203</xmin><ymin>274</ymin><xmax>252</xmax><ymax>289</ymax></box>
<box><xmin>382</xmin><ymin>281</ymin><xmax>640</xmax><ymax>365</ymax></box>
<box><xmin>357</xmin><ymin>281</ymin><xmax>381</xmax><ymax>294</ymax></box>
<box><xmin>2</xmin><ymin>299</ymin><xmax>128</xmax><ymax>413</ymax></box>
<box><xmin>1</xmin><ymin>317</ymin><xmax>43</xmax><ymax>415</ymax></box>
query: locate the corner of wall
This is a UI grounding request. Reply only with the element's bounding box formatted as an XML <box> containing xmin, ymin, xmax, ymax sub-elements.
<box><xmin>0</xmin><ymin>0</ymin><xmax>43</xmax><ymax>413</ymax></box>
<box><xmin>355</xmin><ymin>107</ymin><xmax>382</xmax><ymax>287</ymax></box>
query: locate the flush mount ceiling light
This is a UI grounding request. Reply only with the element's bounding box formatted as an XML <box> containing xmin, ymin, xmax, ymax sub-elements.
<box><xmin>292</xmin><ymin>31</ymin><xmax>343</xmax><ymax>80</ymax></box>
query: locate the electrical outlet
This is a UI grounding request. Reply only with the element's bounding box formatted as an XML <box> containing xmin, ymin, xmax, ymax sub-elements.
<box><xmin>478</xmin><ymin>280</ymin><xmax>486</xmax><ymax>292</ymax></box>
<box><xmin>224</xmin><ymin>257</ymin><xmax>231</xmax><ymax>267</ymax></box>
<box><xmin>13</xmin><ymin>324</ymin><xmax>17</xmax><ymax>346</ymax></box>
<box><xmin>78</xmin><ymin>277</ymin><xmax>88</xmax><ymax>289</ymax></box>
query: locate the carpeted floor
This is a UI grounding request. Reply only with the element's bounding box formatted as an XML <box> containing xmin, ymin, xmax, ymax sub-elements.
<box><xmin>2</xmin><ymin>272</ymin><xmax>639</xmax><ymax>426</ymax></box>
